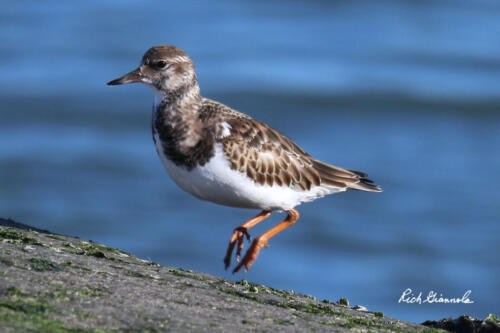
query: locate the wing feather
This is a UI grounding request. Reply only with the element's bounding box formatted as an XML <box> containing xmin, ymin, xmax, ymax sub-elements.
<box><xmin>210</xmin><ymin>101</ymin><xmax>381</xmax><ymax>193</ymax></box>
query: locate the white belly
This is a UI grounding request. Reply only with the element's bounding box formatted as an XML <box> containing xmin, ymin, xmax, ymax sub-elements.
<box><xmin>153</xmin><ymin>134</ymin><xmax>343</xmax><ymax>210</ymax></box>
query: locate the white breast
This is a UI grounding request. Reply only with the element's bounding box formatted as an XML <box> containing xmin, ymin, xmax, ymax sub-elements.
<box><xmin>153</xmin><ymin>133</ymin><xmax>344</xmax><ymax>211</ymax></box>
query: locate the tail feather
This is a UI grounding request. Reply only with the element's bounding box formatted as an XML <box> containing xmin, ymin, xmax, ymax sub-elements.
<box><xmin>311</xmin><ymin>160</ymin><xmax>382</xmax><ymax>193</ymax></box>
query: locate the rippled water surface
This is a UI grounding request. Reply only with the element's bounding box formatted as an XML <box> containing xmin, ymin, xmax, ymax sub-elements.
<box><xmin>1</xmin><ymin>0</ymin><xmax>499</xmax><ymax>323</ymax></box>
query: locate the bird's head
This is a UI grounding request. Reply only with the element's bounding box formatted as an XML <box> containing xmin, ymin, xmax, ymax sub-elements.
<box><xmin>107</xmin><ymin>45</ymin><xmax>196</xmax><ymax>93</ymax></box>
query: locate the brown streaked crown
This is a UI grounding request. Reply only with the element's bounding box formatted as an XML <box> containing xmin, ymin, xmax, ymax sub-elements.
<box><xmin>141</xmin><ymin>45</ymin><xmax>189</xmax><ymax>65</ymax></box>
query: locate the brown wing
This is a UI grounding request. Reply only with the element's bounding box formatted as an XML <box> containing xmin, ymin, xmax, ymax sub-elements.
<box><xmin>209</xmin><ymin>100</ymin><xmax>381</xmax><ymax>192</ymax></box>
<box><xmin>218</xmin><ymin>116</ymin><xmax>323</xmax><ymax>191</ymax></box>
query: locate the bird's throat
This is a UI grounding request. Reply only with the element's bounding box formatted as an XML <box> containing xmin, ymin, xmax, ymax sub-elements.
<box><xmin>152</xmin><ymin>82</ymin><xmax>212</xmax><ymax>169</ymax></box>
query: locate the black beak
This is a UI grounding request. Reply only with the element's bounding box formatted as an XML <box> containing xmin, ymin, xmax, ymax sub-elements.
<box><xmin>107</xmin><ymin>68</ymin><xmax>143</xmax><ymax>86</ymax></box>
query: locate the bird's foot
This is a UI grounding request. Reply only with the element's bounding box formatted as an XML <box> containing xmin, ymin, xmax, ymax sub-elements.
<box><xmin>224</xmin><ymin>226</ymin><xmax>251</xmax><ymax>269</ymax></box>
<box><xmin>233</xmin><ymin>236</ymin><xmax>269</xmax><ymax>273</ymax></box>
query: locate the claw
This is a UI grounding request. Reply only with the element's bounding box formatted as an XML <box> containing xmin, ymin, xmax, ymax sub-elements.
<box><xmin>222</xmin><ymin>210</ymin><xmax>272</xmax><ymax>271</ymax></box>
<box><xmin>224</xmin><ymin>227</ymin><xmax>250</xmax><ymax>269</ymax></box>
<box><xmin>231</xmin><ymin>209</ymin><xmax>299</xmax><ymax>273</ymax></box>
<box><xmin>233</xmin><ymin>237</ymin><xmax>268</xmax><ymax>273</ymax></box>
<box><xmin>243</xmin><ymin>229</ymin><xmax>251</xmax><ymax>241</ymax></box>
<box><xmin>236</xmin><ymin>229</ymin><xmax>248</xmax><ymax>262</ymax></box>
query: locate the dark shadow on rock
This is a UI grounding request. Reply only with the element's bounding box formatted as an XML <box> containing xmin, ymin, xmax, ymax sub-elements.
<box><xmin>0</xmin><ymin>218</ymin><xmax>52</xmax><ymax>234</ymax></box>
<box><xmin>423</xmin><ymin>314</ymin><xmax>500</xmax><ymax>333</ymax></box>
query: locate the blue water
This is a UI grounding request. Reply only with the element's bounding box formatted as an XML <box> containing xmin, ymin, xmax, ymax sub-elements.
<box><xmin>1</xmin><ymin>0</ymin><xmax>499</xmax><ymax>323</ymax></box>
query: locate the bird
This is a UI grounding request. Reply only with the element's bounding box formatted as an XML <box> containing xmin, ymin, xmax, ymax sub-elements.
<box><xmin>107</xmin><ymin>45</ymin><xmax>381</xmax><ymax>273</ymax></box>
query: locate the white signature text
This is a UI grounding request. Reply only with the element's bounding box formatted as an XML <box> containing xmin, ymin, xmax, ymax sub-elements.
<box><xmin>398</xmin><ymin>288</ymin><xmax>474</xmax><ymax>304</ymax></box>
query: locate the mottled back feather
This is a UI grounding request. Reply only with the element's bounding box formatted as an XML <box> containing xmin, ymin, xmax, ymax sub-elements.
<box><xmin>201</xmin><ymin>99</ymin><xmax>381</xmax><ymax>192</ymax></box>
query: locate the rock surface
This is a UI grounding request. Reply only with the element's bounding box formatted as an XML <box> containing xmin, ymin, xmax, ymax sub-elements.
<box><xmin>0</xmin><ymin>218</ymin><xmax>489</xmax><ymax>332</ymax></box>
<box><xmin>423</xmin><ymin>315</ymin><xmax>500</xmax><ymax>333</ymax></box>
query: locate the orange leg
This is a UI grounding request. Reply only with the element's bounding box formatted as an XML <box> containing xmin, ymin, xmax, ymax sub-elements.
<box><xmin>224</xmin><ymin>210</ymin><xmax>271</xmax><ymax>269</ymax></box>
<box><xmin>233</xmin><ymin>209</ymin><xmax>299</xmax><ymax>273</ymax></box>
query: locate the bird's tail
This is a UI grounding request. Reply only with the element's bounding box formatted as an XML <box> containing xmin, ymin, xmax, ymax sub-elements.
<box><xmin>311</xmin><ymin>159</ymin><xmax>382</xmax><ymax>192</ymax></box>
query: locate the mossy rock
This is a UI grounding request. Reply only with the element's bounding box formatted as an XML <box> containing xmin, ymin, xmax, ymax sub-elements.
<box><xmin>0</xmin><ymin>219</ymin><xmax>495</xmax><ymax>332</ymax></box>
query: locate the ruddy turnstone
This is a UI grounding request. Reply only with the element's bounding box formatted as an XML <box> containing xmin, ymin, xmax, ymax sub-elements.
<box><xmin>108</xmin><ymin>45</ymin><xmax>381</xmax><ymax>273</ymax></box>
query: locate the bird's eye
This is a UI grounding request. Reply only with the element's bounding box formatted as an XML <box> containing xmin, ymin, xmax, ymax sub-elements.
<box><xmin>155</xmin><ymin>60</ymin><xmax>167</xmax><ymax>69</ymax></box>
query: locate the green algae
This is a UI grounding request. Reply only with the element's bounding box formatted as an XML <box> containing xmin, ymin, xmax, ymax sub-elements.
<box><xmin>84</xmin><ymin>241</ymin><xmax>131</xmax><ymax>256</ymax></box>
<box><xmin>84</xmin><ymin>249</ymin><xmax>106</xmax><ymax>258</ymax></box>
<box><xmin>169</xmin><ymin>268</ymin><xmax>205</xmax><ymax>281</ymax></box>
<box><xmin>214</xmin><ymin>286</ymin><xmax>262</xmax><ymax>304</ymax></box>
<box><xmin>29</xmin><ymin>258</ymin><xmax>63</xmax><ymax>272</ymax></box>
<box><xmin>236</xmin><ymin>279</ymin><xmax>293</xmax><ymax>298</ymax></box>
<box><xmin>273</xmin><ymin>318</ymin><xmax>294</xmax><ymax>325</ymax></box>
<box><xmin>275</xmin><ymin>301</ymin><xmax>344</xmax><ymax>317</ymax></box>
<box><xmin>61</xmin><ymin>241</ymin><xmax>129</xmax><ymax>262</ymax></box>
<box><xmin>214</xmin><ymin>281</ymin><xmax>393</xmax><ymax>333</ymax></box>
<box><xmin>0</xmin><ymin>299</ymin><xmax>55</xmax><ymax>316</ymax></box>
<box><xmin>46</xmin><ymin>235</ymin><xmax>65</xmax><ymax>241</ymax></box>
<box><xmin>337</xmin><ymin>298</ymin><xmax>349</xmax><ymax>306</ymax></box>
<box><xmin>486</xmin><ymin>314</ymin><xmax>499</xmax><ymax>324</ymax></box>
<box><xmin>0</xmin><ymin>305</ymin><xmax>108</xmax><ymax>333</ymax></box>
<box><xmin>5</xmin><ymin>287</ymin><xmax>26</xmax><ymax>298</ymax></box>
<box><xmin>0</xmin><ymin>229</ymin><xmax>43</xmax><ymax>246</ymax></box>
<box><xmin>214</xmin><ymin>278</ymin><xmax>397</xmax><ymax>333</ymax></box>
<box><xmin>3</xmin><ymin>285</ymin><xmax>106</xmax><ymax>308</ymax></box>
<box><xmin>62</xmin><ymin>261</ymin><xmax>91</xmax><ymax>272</ymax></box>
<box><xmin>73</xmin><ymin>288</ymin><xmax>104</xmax><ymax>298</ymax></box>
<box><xmin>321</xmin><ymin>317</ymin><xmax>402</xmax><ymax>332</ymax></box>
<box><xmin>126</xmin><ymin>270</ymin><xmax>148</xmax><ymax>278</ymax></box>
